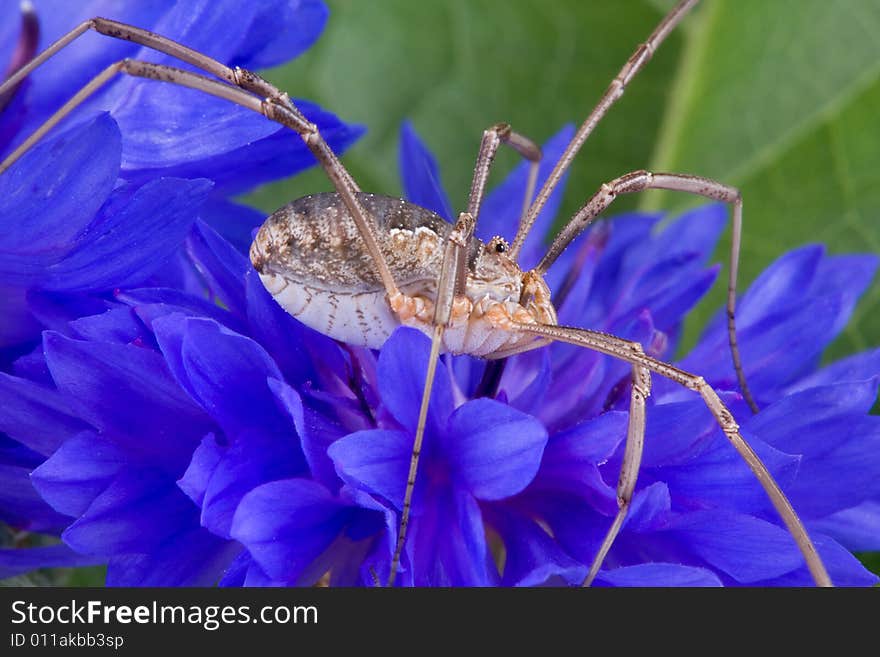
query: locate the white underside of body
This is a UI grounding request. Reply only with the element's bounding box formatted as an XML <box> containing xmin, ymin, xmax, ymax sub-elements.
<box><xmin>260</xmin><ymin>272</ymin><xmax>527</xmax><ymax>356</ymax></box>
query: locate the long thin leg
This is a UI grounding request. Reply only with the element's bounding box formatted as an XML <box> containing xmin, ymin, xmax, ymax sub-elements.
<box><xmin>466</xmin><ymin>123</ymin><xmax>541</xmax><ymax>226</ymax></box>
<box><xmin>510</xmin><ymin>0</ymin><xmax>700</xmax><ymax>259</ymax></box>
<box><xmin>584</xmin><ymin>359</ymin><xmax>651</xmax><ymax>586</ymax></box>
<box><xmin>386</xmin><ymin>212</ymin><xmax>476</xmax><ymax>586</ymax></box>
<box><xmin>0</xmin><ymin>2</ymin><xmax>39</xmax><ymax>112</ymax></box>
<box><xmin>531</xmin><ymin>170</ymin><xmax>757</xmax><ymax>414</ymax></box>
<box><xmin>512</xmin><ymin>321</ymin><xmax>832</xmax><ymax>587</ymax></box>
<box><xmin>0</xmin><ymin>16</ymin><xmax>360</xmax><ymax>193</ymax></box>
<box><xmin>0</xmin><ymin>53</ymin><xmax>400</xmax><ymax>299</ymax></box>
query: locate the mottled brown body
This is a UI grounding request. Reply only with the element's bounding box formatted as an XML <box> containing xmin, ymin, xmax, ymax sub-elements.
<box><xmin>250</xmin><ymin>192</ymin><xmax>555</xmax><ymax>354</ymax></box>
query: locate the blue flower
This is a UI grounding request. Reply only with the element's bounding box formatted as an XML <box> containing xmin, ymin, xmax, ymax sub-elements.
<box><xmin>1</xmin><ymin>101</ymin><xmax>878</xmax><ymax>583</ymax></box>
<box><xmin>0</xmin><ymin>0</ymin><xmax>363</xmax><ymax>363</ymax></box>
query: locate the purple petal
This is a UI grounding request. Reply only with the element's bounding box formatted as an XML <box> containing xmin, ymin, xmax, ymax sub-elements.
<box><xmin>62</xmin><ymin>474</ymin><xmax>198</xmax><ymax>554</ymax></box>
<box><xmin>813</xmin><ymin>501</ymin><xmax>880</xmax><ymax>552</ymax></box>
<box><xmin>0</xmin><ymin>544</ymin><xmax>105</xmax><ymax>581</ymax></box>
<box><xmin>408</xmin><ymin>487</ymin><xmax>493</xmax><ymax>586</ymax></box>
<box><xmin>399</xmin><ymin>121</ymin><xmax>453</xmax><ymax>221</ymax></box>
<box><xmin>596</xmin><ymin>563</ymin><xmax>722</xmax><ymax>587</ymax></box>
<box><xmin>663</xmin><ymin>510</ymin><xmax>806</xmax><ymax>583</ymax></box>
<box><xmin>153</xmin><ymin>315</ymin><xmax>286</xmax><ymax>437</ymax></box>
<box><xmin>231</xmin><ymin>478</ymin><xmax>353</xmax><ymax>584</ymax></box>
<box><xmin>0</xmin><ymin>463</ymin><xmax>72</xmax><ymax>531</ymax></box>
<box><xmin>487</xmin><ymin>507</ymin><xmax>586</xmax><ymax>586</ymax></box>
<box><xmin>377</xmin><ymin>327</ymin><xmax>454</xmax><ymax>436</ymax></box>
<box><xmin>230</xmin><ymin>0</ymin><xmax>328</xmax><ymax>69</ymax></box>
<box><xmin>177</xmin><ymin>433</ymin><xmax>224</xmax><ymax>508</ymax></box>
<box><xmin>42</xmin><ymin>177</ymin><xmax>212</xmax><ymax>291</ymax></box>
<box><xmin>0</xmin><ymin>114</ymin><xmax>120</xmax><ymax>274</ymax></box>
<box><xmin>0</xmin><ymin>371</ymin><xmax>89</xmax><ymax>455</ymax></box>
<box><xmin>446</xmin><ymin>398</ymin><xmax>547</xmax><ymax>500</ymax></box>
<box><xmin>329</xmin><ymin>429</ymin><xmax>410</xmax><ymax>510</ymax></box>
<box><xmin>186</xmin><ymin>220</ymin><xmax>249</xmax><ymax>316</ymax></box>
<box><xmin>106</xmin><ymin>527</ymin><xmax>240</xmax><ymax>587</ymax></box>
<box><xmin>198</xmin><ymin>428</ymin><xmax>306</xmax><ymax>538</ymax></box>
<box><xmin>31</xmin><ymin>431</ymin><xmax>127</xmax><ymax>518</ymax></box>
<box><xmin>43</xmin><ymin>331</ymin><xmax>211</xmax><ymax>471</ymax></box>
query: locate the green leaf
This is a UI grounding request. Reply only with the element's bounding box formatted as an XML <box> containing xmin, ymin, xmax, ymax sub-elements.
<box><xmin>248</xmin><ymin>0</ymin><xmax>880</xmax><ymax>361</ymax></box>
<box><xmin>644</xmin><ymin>0</ymin><xmax>880</xmax><ymax>358</ymax></box>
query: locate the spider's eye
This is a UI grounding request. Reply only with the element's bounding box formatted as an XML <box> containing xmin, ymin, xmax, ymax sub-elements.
<box><xmin>489</xmin><ymin>236</ymin><xmax>509</xmax><ymax>254</ymax></box>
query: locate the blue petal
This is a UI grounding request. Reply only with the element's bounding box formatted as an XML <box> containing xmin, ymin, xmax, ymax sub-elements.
<box><xmin>62</xmin><ymin>473</ymin><xmax>199</xmax><ymax>554</ymax></box>
<box><xmin>0</xmin><ymin>371</ymin><xmax>89</xmax><ymax>455</ymax></box>
<box><xmin>532</xmin><ymin>412</ymin><xmax>626</xmax><ymax>515</ymax></box>
<box><xmin>377</xmin><ymin>327</ymin><xmax>455</xmax><ymax>436</ymax></box>
<box><xmin>329</xmin><ymin>429</ymin><xmax>410</xmax><ymax>510</ymax></box>
<box><xmin>0</xmin><ymin>544</ymin><xmax>105</xmax><ymax>581</ymax></box>
<box><xmin>0</xmin><ymin>463</ymin><xmax>72</xmax><ymax>531</ymax></box>
<box><xmin>120</xmin><ymin>98</ymin><xmax>363</xmax><ymax>195</ymax></box>
<box><xmin>658</xmin><ymin>428</ymin><xmax>800</xmax><ymax>515</ymax></box>
<box><xmin>68</xmin><ymin>307</ymin><xmax>150</xmax><ymax>346</ymax></box>
<box><xmin>0</xmin><ymin>285</ymin><xmax>40</xmax><ymax>348</ymax></box>
<box><xmin>230</xmin><ymin>0</ymin><xmax>328</xmax><ymax>69</ymax></box>
<box><xmin>41</xmin><ymin>177</ymin><xmax>212</xmax><ymax>291</ymax></box>
<box><xmin>122</xmin><ymin>287</ymin><xmax>245</xmax><ymax>336</ymax></box>
<box><xmin>177</xmin><ymin>433</ymin><xmax>224</xmax><ymax>507</ymax></box>
<box><xmin>269</xmin><ymin>378</ymin><xmax>346</xmax><ymax>491</ymax></box>
<box><xmin>0</xmin><ymin>114</ymin><xmax>120</xmax><ymax>282</ymax></box>
<box><xmin>487</xmin><ymin>507</ymin><xmax>586</xmax><ymax>586</ymax></box>
<box><xmin>199</xmin><ymin>197</ymin><xmax>265</xmax><ymax>254</ymax></box>
<box><xmin>813</xmin><ymin>501</ymin><xmax>880</xmax><ymax>552</ymax></box>
<box><xmin>26</xmin><ymin>291</ymin><xmax>112</xmax><ymax>335</ymax></box>
<box><xmin>106</xmin><ymin>527</ymin><xmax>240</xmax><ymax>587</ymax></box>
<box><xmin>186</xmin><ymin>220</ymin><xmax>249</xmax><ymax>316</ymax></box>
<box><xmin>789</xmin><ymin>348</ymin><xmax>880</xmax><ymax>392</ymax></box>
<box><xmin>198</xmin><ymin>428</ymin><xmax>306</xmax><ymax>538</ymax></box>
<box><xmin>408</xmin><ymin>487</ymin><xmax>493</xmax><ymax>586</ymax></box>
<box><xmin>757</xmin><ymin>533</ymin><xmax>878</xmax><ymax>587</ymax></box>
<box><xmin>736</xmin><ymin>245</ymin><xmax>823</xmax><ymax>326</ymax></box>
<box><xmin>399</xmin><ymin>121</ymin><xmax>453</xmax><ymax>221</ymax></box>
<box><xmin>43</xmin><ymin>331</ymin><xmax>211</xmax><ymax>472</ymax></box>
<box><xmin>624</xmin><ymin>482</ymin><xmax>672</xmax><ymax>533</ymax></box>
<box><xmin>153</xmin><ymin>315</ymin><xmax>286</xmax><ymax>437</ymax></box>
<box><xmin>595</xmin><ymin>563</ymin><xmax>722</xmax><ymax>587</ymax></box>
<box><xmin>445</xmin><ymin>398</ymin><xmax>547</xmax><ymax>500</ymax></box>
<box><xmin>639</xmin><ymin>399</ymin><xmax>719</xmax><ymax>468</ymax></box>
<box><xmin>231</xmin><ymin>478</ymin><xmax>353</xmax><ymax>584</ymax></box>
<box><xmin>31</xmin><ymin>431</ymin><xmax>127</xmax><ymax>518</ymax></box>
<box><xmin>663</xmin><ymin>510</ymin><xmax>806</xmax><ymax>583</ymax></box>
<box><xmin>6</xmin><ymin>2</ymin><xmax>172</xmax><ymax>148</ymax></box>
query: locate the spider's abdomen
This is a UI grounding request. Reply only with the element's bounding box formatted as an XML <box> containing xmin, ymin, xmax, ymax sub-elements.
<box><xmin>250</xmin><ymin>192</ymin><xmax>556</xmax><ymax>355</ymax></box>
<box><xmin>251</xmin><ymin>193</ymin><xmax>453</xmax><ymax>348</ymax></box>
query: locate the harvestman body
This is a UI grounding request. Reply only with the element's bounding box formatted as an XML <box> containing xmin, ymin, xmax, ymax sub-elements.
<box><xmin>0</xmin><ymin>0</ymin><xmax>833</xmax><ymax>586</ymax></box>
